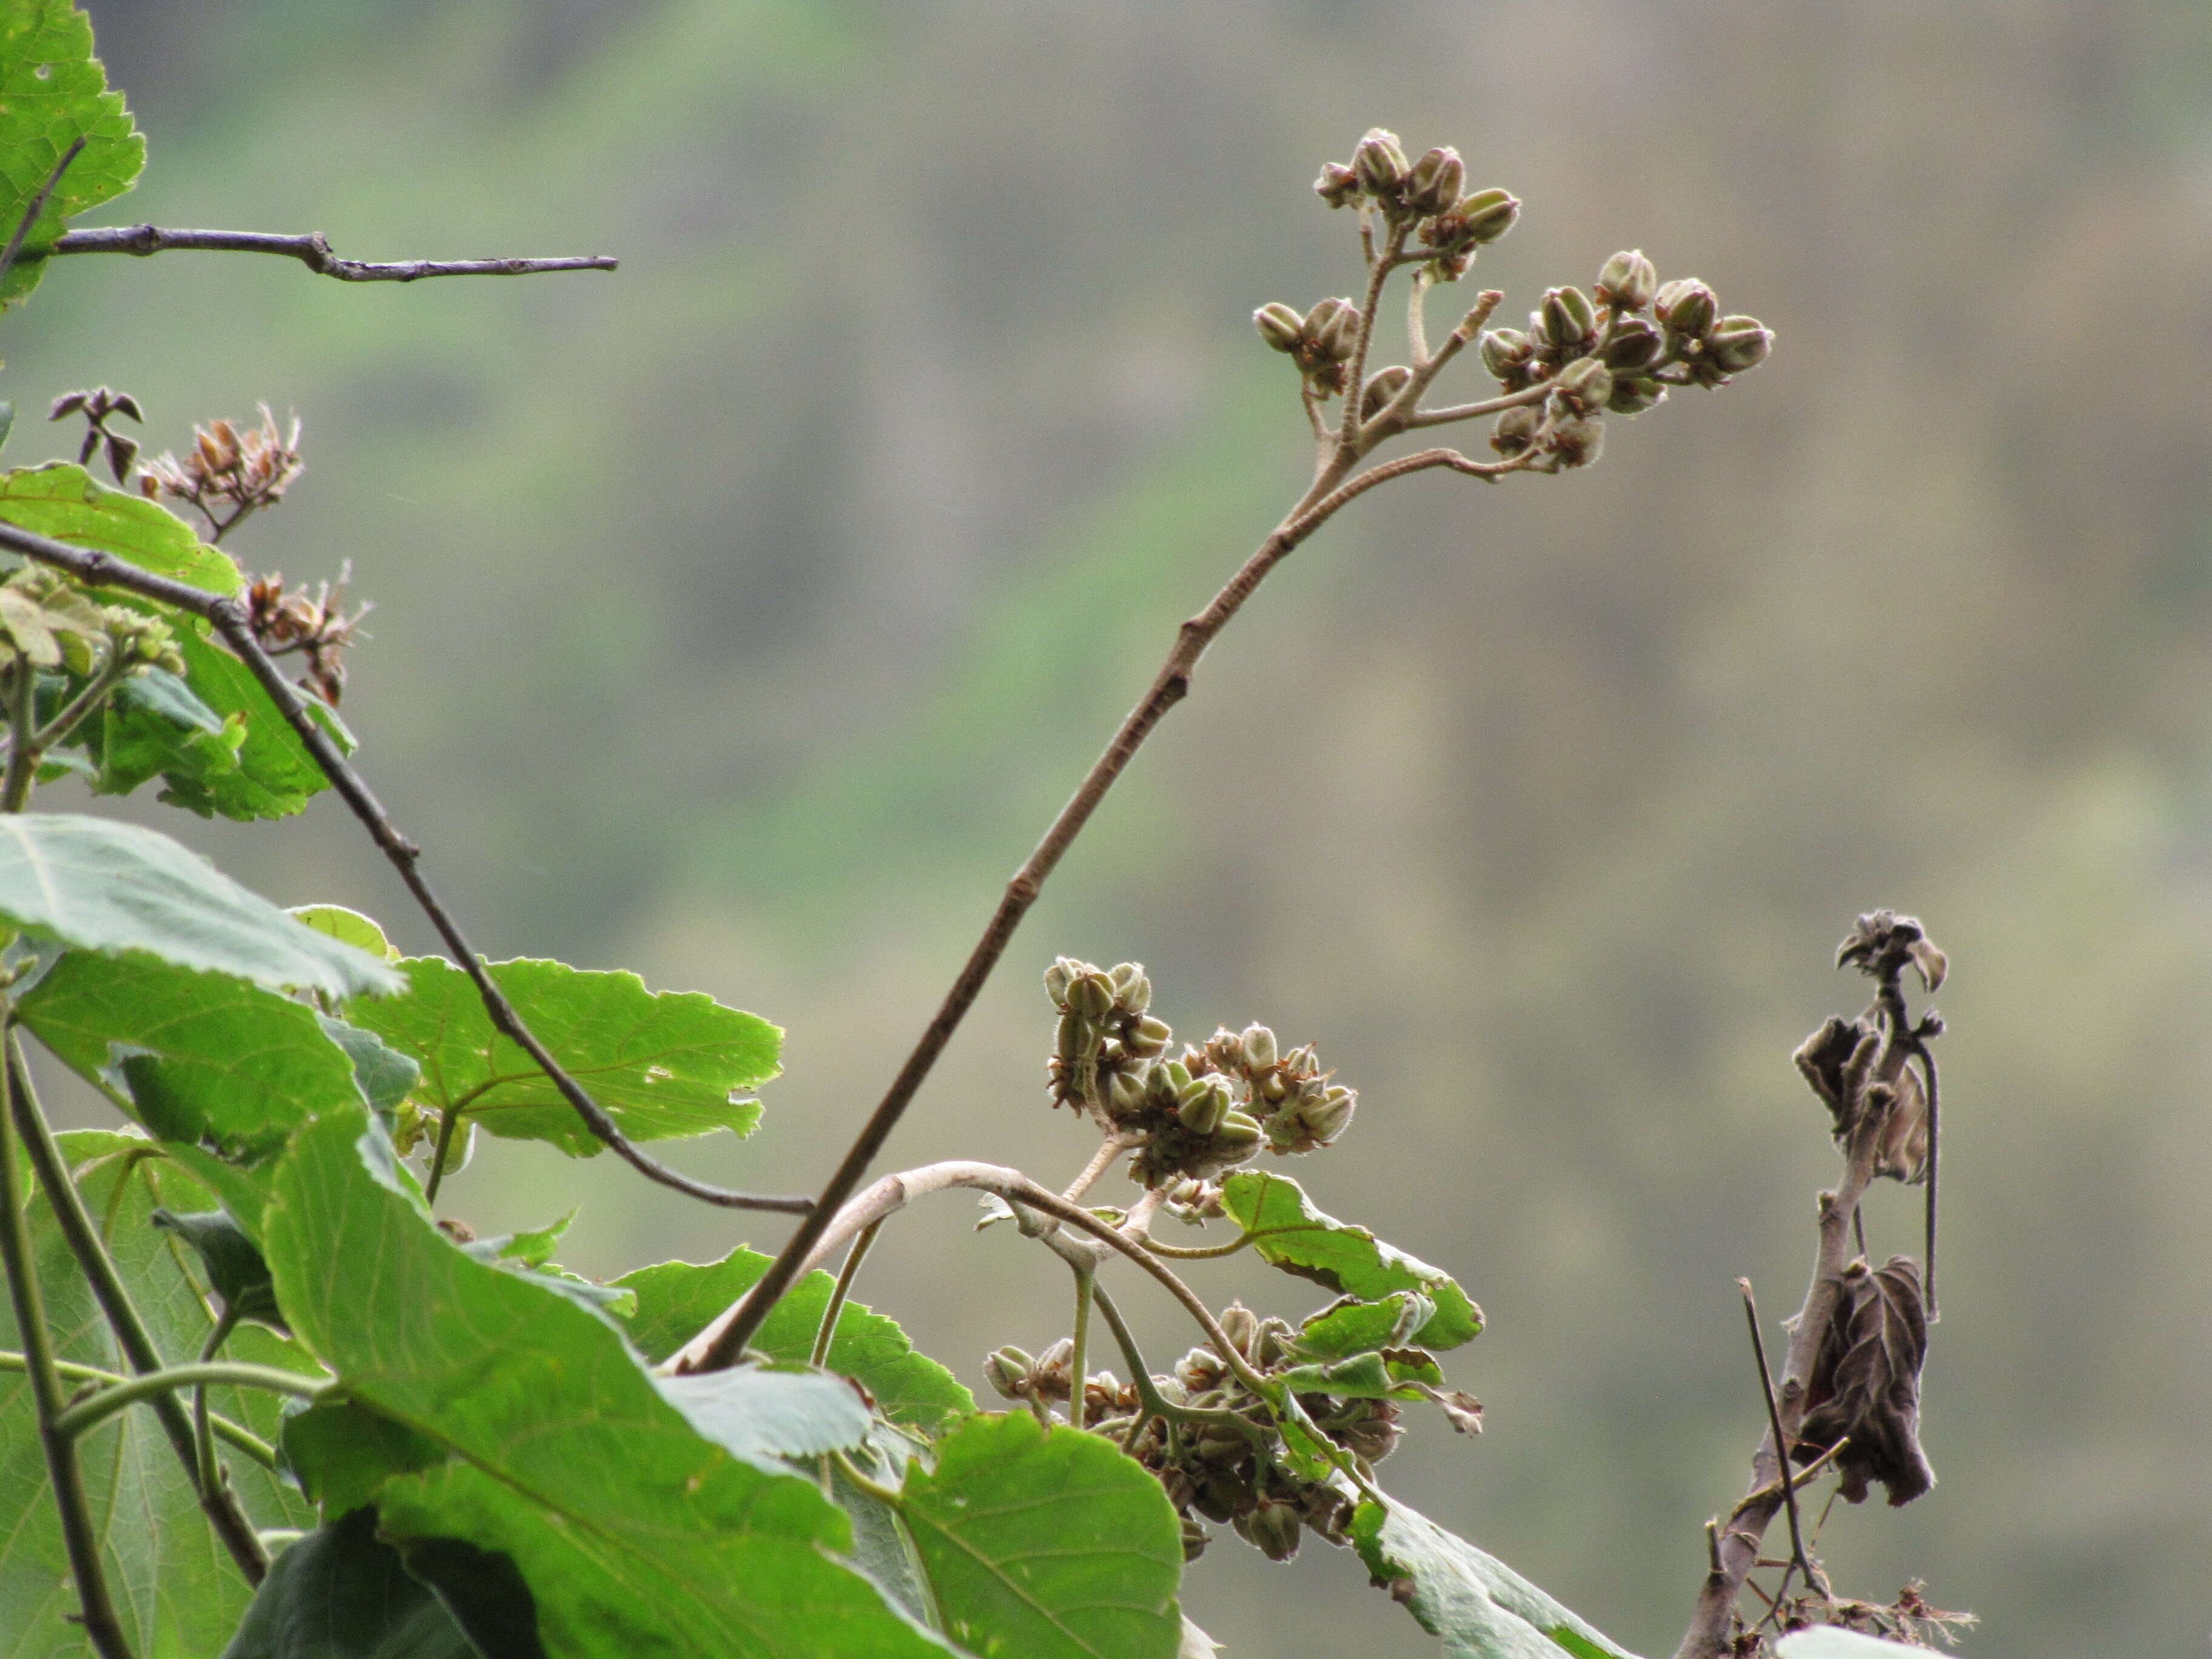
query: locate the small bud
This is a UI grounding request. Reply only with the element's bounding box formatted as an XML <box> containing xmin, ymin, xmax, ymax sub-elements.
<box><xmin>1595</xmin><ymin>249</ymin><xmax>1658</xmax><ymax>312</ymax></box>
<box><xmin>985</xmin><ymin>1346</ymin><xmax>1034</xmax><ymax>1399</ymax></box>
<box><xmin>1109</xmin><ymin>1067</ymin><xmax>1150</xmax><ymax>1119</ymax></box>
<box><xmin>1606</xmin><ymin>375</ymin><xmax>1667</xmax><ymax>416</ymax></box>
<box><xmin>1044</xmin><ymin>959</ymin><xmax>1076</xmax><ymax>1005</ymax></box>
<box><xmin>1359</xmin><ymin>364</ymin><xmax>1413</xmax><ymax>423</ymax></box>
<box><xmin>1555</xmin><ymin>357</ymin><xmax>1613</xmax><ymax>415</ymax></box>
<box><xmin>1178</xmin><ymin>1078</ymin><xmax>1232</xmax><ymax>1137</ymax></box>
<box><xmin>1127</xmin><ymin>1015</ymin><xmax>1172</xmax><ymax>1058</ymax></box>
<box><xmin>1706</xmin><ymin>315</ymin><xmax>1773</xmax><ymax>374</ymax></box>
<box><xmin>1600</xmin><ymin>316</ymin><xmax>1663</xmax><ymax>372</ymax></box>
<box><xmin>1478</xmin><ymin>327</ymin><xmax>1533</xmax><ymax>381</ymax></box>
<box><xmin>1548</xmin><ymin>414</ymin><xmax>1605</xmax><ymax>469</ymax></box>
<box><xmin>1306</xmin><ymin>298</ymin><xmax>1362</xmax><ymax>363</ymax></box>
<box><xmin>1453</xmin><ymin>187</ymin><xmax>1520</xmax><ymax>244</ymax></box>
<box><xmin>1254</xmin><ymin>303</ymin><xmax>1305</xmax><ymax>354</ymax></box>
<box><xmin>1313</xmin><ymin>161</ymin><xmax>1360</xmax><ymax>209</ymax></box>
<box><xmin>1109</xmin><ymin>961</ymin><xmax>1148</xmax><ymax>1006</ymax></box>
<box><xmin>1210</xmin><ymin>1111</ymin><xmax>1264</xmax><ymax>1155</ymax></box>
<box><xmin>1301</xmin><ymin>1085</ymin><xmax>1357</xmax><ymax>1144</ymax></box>
<box><xmin>1655</xmin><ymin>278</ymin><xmax>1717</xmax><ymax>341</ymax></box>
<box><xmin>1069</xmin><ymin>973</ymin><xmax>1115</xmax><ymax>1021</ymax></box>
<box><xmin>1217</xmin><ymin>1302</ymin><xmax>1261</xmax><ymax>1357</ymax></box>
<box><xmin>1352</xmin><ymin>127</ymin><xmax>1410</xmax><ymax>197</ymax></box>
<box><xmin>1404</xmin><ymin>147</ymin><xmax>1464</xmax><ymax>218</ymax></box>
<box><xmin>1239</xmin><ymin>1024</ymin><xmax>1278</xmax><ymax>1071</ymax></box>
<box><xmin>1540</xmin><ymin>287</ymin><xmax>1598</xmax><ymax>354</ymax></box>
<box><xmin>1490</xmin><ymin>404</ymin><xmax>1541</xmax><ymax>457</ymax></box>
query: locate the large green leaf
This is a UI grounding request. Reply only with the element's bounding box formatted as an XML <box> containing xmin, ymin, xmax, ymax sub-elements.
<box><xmin>614</xmin><ymin>1243</ymin><xmax>974</xmax><ymax>1435</ymax></box>
<box><xmin>261</xmin><ymin>1105</ymin><xmax>953</xmax><ymax>1658</ymax></box>
<box><xmin>150</xmin><ymin>625</ymin><xmax>353</xmax><ymax>820</ymax></box>
<box><xmin>0</xmin><ymin>464</ymin><xmax>240</xmax><ymax>595</ymax></box>
<box><xmin>220</xmin><ymin>1507</ymin><xmax>482</xmax><ymax>1659</ymax></box>
<box><xmin>19</xmin><ymin>949</ymin><xmax>372</xmax><ymax>1159</ymax></box>
<box><xmin>657</xmin><ymin>1364</ymin><xmax>874</xmax><ymax>1466</ymax></box>
<box><xmin>1349</xmin><ymin>1495</ymin><xmax>1640</xmax><ymax>1659</ymax></box>
<box><xmin>346</xmin><ymin>955</ymin><xmax>778</xmax><ymax>1154</ymax></box>
<box><xmin>0</xmin><ymin>813</ymin><xmax>401</xmax><ymax>996</ymax></box>
<box><xmin>1219</xmin><ymin>1171</ymin><xmax>1481</xmax><ymax>1350</ymax></box>
<box><xmin>0</xmin><ymin>1130</ymin><xmax>320</xmax><ymax>1657</ymax></box>
<box><xmin>278</xmin><ymin>1396</ymin><xmax>447</xmax><ymax>1521</ymax></box>
<box><xmin>0</xmin><ymin>2</ymin><xmax>144</xmax><ymax>307</ymax></box>
<box><xmin>899</xmin><ymin>1412</ymin><xmax>1184</xmax><ymax>1659</ymax></box>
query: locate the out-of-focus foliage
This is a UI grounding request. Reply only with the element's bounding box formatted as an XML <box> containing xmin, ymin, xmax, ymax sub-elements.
<box><xmin>21</xmin><ymin>2</ymin><xmax>2211</xmax><ymax>1654</ymax></box>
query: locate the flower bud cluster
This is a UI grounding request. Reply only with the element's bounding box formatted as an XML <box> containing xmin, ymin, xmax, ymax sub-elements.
<box><xmin>0</xmin><ymin>566</ymin><xmax>186</xmax><ymax>681</ymax></box>
<box><xmin>1312</xmin><ymin>129</ymin><xmax>1519</xmax><ymax>284</ymax></box>
<box><xmin>1252</xmin><ymin>296</ymin><xmax>1367</xmax><ymax>397</ymax></box>
<box><xmin>1089</xmin><ymin>1302</ymin><xmax>1401</xmax><ymax>1564</ymax></box>
<box><xmin>1042</xmin><ymin>963</ymin><xmax>1358</xmax><ymax>1185</ymax></box>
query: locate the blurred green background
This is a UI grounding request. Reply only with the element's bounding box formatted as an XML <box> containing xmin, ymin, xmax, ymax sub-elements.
<box><xmin>14</xmin><ymin>1</ymin><xmax>2212</xmax><ymax>1653</ymax></box>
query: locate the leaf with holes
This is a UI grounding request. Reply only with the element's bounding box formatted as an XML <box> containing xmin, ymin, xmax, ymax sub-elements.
<box><xmin>899</xmin><ymin>1412</ymin><xmax>1184</xmax><ymax>1659</ymax></box>
<box><xmin>344</xmin><ymin>954</ymin><xmax>778</xmax><ymax>1154</ymax></box>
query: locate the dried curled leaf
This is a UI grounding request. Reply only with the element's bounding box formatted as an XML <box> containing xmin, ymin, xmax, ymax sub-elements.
<box><xmin>1835</xmin><ymin>910</ymin><xmax>1946</xmax><ymax>992</ymax></box>
<box><xmin>1795</xmin><ymin>1255</ymin><xmax>1934</xmax><ymax>1507</ymax></box>
<box><xmin>1791</xmin><ymin>1016</ymin><xmax>1927</xmax><ymax>1182</ymax></box>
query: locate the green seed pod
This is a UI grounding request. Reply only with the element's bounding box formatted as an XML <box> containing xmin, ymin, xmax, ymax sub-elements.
<box><xmin>1601</xmin><ymin>315</ymin><xmax>1663</xmax><ymax>371</ymax></box>
<box><xmin>1454</xmin><ymin>187</ymin><xmax>1520</xmax><ymax>244</ymax></box>
<box><xmin>1595</xmin><ymin>249</ymin><xmax>1658</xmax><ymax>313</ymax></box>
<box><xmin>1239</xmin><ymin>1024</ymin><xmax>1278</xmax><ymax>1071</ymax></box>
<box><xmin>1707</xmin><ymin>314</ymin><xmax>1773</xmax><ymax>374</ymax></box>
<box><xmin>1178</xmin><ymin>1078</ymin><xmax>1232</xmax><ymax>1136</ymax></box>
<box><xmin>984</xmin><ymin>1346</ymin><xmax>1034</xmax><ymax>1399</ymax></box>
<box><xmin>1244</xmin><ymin>1500</ymin><xmax>1304</xmax><ymax>1563</ymax></box>
<box><xmin>1055</xmin><ymin>1009</ymin><xmax>1090</xmax><ymax>1065</ymax></box>
<box><xmin>1540</xmin><ymin>286</ymin><xmax>1598</xmax><ymax>354</ymax></box>
<box><xmin>1549</xmin><ymin>414</ymin><xmax>1605</xmax><ymax>469</ymax></box>
<box><xmin>1069</xmin><ymin>973</ymin><xmax>1116</xmax><ymax>1021</ymax></box>
<box><xmin>1043</xmin><ymin>958</ymin><xmax>1076</xmax><ymax>1006</ymax></box>
<box><xmin>1359</xmin><ymin>363</ymin><xmax>1413</xmax><ymax>423</ymax></box>
<box><xmin>1257</xmin><ymin>1318</ymin><xmax>1295</xmax><ymax>1368</ymax></box>
<box><xmin>1307</xmin><ymin>297</ymin><xmax>1362</xmax><ymax>363</ymax></box>
<box><xmin>1109</xmin><ymin>960</ymin><xmax>1148</xmax><ymax>1007</ymax></box>
<box><xmin>1479</xmin><ymin>327</ymin><xmax>1534</xmax><ymax>381</ymax></box>
<box><xmin>1218</xmin><ymin>1302</ymin><xmax>1261</xmax><ymax>1357</ymax></box>
<box><xmin>1606</xmin><ymin>375</ymin><xmax>1668</xmax><ymax>416</ymax></box>
<box><xmin>1212</xmin><ymin>1111</ymin><xmax>1264</xmax><ymax>1155</ymax></box>
<box><xmin>1655</xmin><ymin>278</ymin><xmax>1717</xmax><ymax>341</ymax></box>
<box><xmin>1253</xmin><ymin>302</ymin><xmax>1305</xmax><ymax>354</ymax></box>
<box><xmin>1555</xmin><ymin>357</ymin><xmax>1614</xmax><ymax>415</ymax></box>
<box><xmin>1127</xmin><ymin>1015</ymin><xmax>1172</xmax><ymax>1058</ymax></box>
<box><xmin>1179</xmin><ymin>1513</ymin><xmax>1210</xmax><ymax>1563</ymax></box>
<box><xmin>1404</xmin><ymin>146</ymin><xmax>1464</xmax><ymax>218</ymax></box>
<box><xmin>1162</xmin><ymin>1060</ymin><xmax>1194</xmax><ymax>1094</ymax></box>
<box><xmin>1490</xmin><ymin>404</ymin><xmax>1542</xmax><ymax>457</ymax></box>
<box><xmin>1259</xmin><ymin>1071</ymin><xmax>1289</xmax><ymax>1103</ymax></box>
<box><xmin>1352</xmin><ymin>127</ymin><xmax>1410</xmax><ymax>197</ymax></box>
<box><xmin>1313</xmin><ymin>161</ymin><xmax>1360</xmax><ymax>209</ymax></box>
<box><xmin>1301</xmin><ymin>1085</ymin><xmax>1357</xmax><ymax>1144</ymax></box>
<box><xmin>1108</xmin><ymin>1067</ymin><xmax>1150</xmax><ymax>1119</ymax></box>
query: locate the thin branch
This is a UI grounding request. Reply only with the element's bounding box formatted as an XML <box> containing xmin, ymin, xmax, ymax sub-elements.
<box><xmin>1912</xmin><ymin>1039</ymin><xmax>1940</xmax><ymax>1319</ymax></box>
<box><xmin>423</xmin><ymin>1104</ymin><xmax>471</xmax><ymax>1205</ymax></box>
<box><xmin>0</xmin><ymin>516</ymin><xmax>813</xmax><ymax>1217</ymax></box>
<box><xmin>53</xmin><ymin>1360</ymin><xmax>330</xmax><ymax>1441</ymax></box>
<box><xmin>1333</xmin><ymin>223</ymin><xmax>1406</xmax><ymax>457</ymax></box>
<box><xmin>4</xmin><ymin>1036</ymin><xmax>270</xmax><ymax>1583</ymax></box>
<box><xmin>1067</xmin><ymin>1260</ymin><xmax>1096</xmax><ymax>1425</ymax></box>
<box><xmin>0</xmin><ymin>654</ymin><xmax>36</xmax><ymax>813</ymax></box>
<box><xmin>0</xmin><ymin>138</ymin><xmax>85</xmax><ymax>293</ymax></box>
<box><xmin>193</xmin><ymin>1307</ymin><xmax>241</xmax><ymax>1503</ymax></box>
<box><xmin>810</xmin><ymin>1218</ymin><xmax>881</xmax><ymax>1369</ymax></box>
<box><xmin>52</xmin><ymin>225</ymin><xmax>617</xmax><ymax>283</ymax></box>
<box><xmin>0</xmin><ymin>1351</ymin><xmax>276</xmax><ymax>1465</ymax></box>
<box><xmin>0</xmin><ymin>1025</ymin><xmax>134</xmax><ymax>1659</ymax></box>
<box><xmin>1738</xmin><ymin>1279</ymin><xmax>1814</xmax><ymax>1596</ymax></box>
<box><xmin>1062</xmin><ymin>1133</ymin><xmax>1136</xmax><ymax>1204</ymax></box>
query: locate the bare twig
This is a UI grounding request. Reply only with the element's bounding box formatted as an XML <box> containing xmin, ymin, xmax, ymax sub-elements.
<box><xmin>1738</xmin><ymin>1279</ymin><xmax>1815</xmax><ymax>1598</ymax></box>
<box><xmin>52</xmin><ymin>225</ymin><xmax>616</xmax><ymax>283</ymax></box>
<box><xmin>4</xmin><ymin>1037</ymin><xmax>270</xmax><ymax>1583</ymax></box>
<box><xmin>0</xmin><ymin>516</ymin><xmax>812</xmax><ymax>1216</ymax></box>
<box><xmin>0</xmin><ymin>138</ymin><xmax>86</xmax><ymax>294</ymax></box>
<box><xmin>1912</xmin><ymin>1040</ymin><xmax>1940</xmax><ymax>1319</ymax></box>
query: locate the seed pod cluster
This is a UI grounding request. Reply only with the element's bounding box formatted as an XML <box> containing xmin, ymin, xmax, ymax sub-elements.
<box><xmin>1252</xmin><ymin>295</ymin><xmax>1368</xmax><ymax>397</ymax></box>
<box><xmin>1043</xmin><ymin>957</ymin><xmax>1168</xmax><ymax>1114</ymax></box>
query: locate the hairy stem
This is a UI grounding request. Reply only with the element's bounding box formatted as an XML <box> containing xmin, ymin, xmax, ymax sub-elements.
<box><xmin>0</xmin><ymin>1023</ymin><xmax>134</xmax><ymax>1659</ymax></box>
<box><xmin>53</xmin><ymin>1360</ymin><xmax>330</xmax><ymax>1441</ymax></box>
<box><xmin>811</xmin><ymin>1219</ymin><xmax>881</xmax><ymax>1369</ymax></box>
<box><xmin>5</xmin><ymin>1037</ymin><xmax>271</xmax><ymax>1582</ymax></box>
<box><xmin>0</xmin><ymin>1350</ymin><xmax>276</xmax><ymax>1464</ymax></box>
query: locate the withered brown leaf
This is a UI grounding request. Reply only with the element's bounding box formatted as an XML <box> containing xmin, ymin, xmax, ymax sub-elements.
<box><xmin>1795</xmin><ymin>1254</ymin><xmax>1935</xmax><ymax>1506</ymax></box>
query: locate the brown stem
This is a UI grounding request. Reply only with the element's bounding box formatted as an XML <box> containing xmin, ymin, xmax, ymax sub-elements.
<box><xmin>1738</xmin><ymin>1279</ymin><xmax>1813</xmax><ymax>1594</ymax></box>
<box><xmin>0</xmin><ymin>517</ymin><xmax>811</xmax><ymax>1217</ymax></box>
<box><xmin>52</xmin><ymin>225</ymin><xmax>616</xmax><ymax>282</ymax></box>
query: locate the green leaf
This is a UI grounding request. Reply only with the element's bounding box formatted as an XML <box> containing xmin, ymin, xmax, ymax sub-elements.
<box><xmin>289</xmin><ymin>905</ymin><xmax>401</xmax><ymax>963</ymax></box>
<box><xmin>220</xmin><ymin>1506</ymin><xmax>483</xmax><ymax>1659</ymax></box>
<box><xmin>160</xmin><ymin>1142</ymin><xmax>275</xmax><ymax>1238</ymax></box>
<box><xmin>278</xmin><ymin>1397</ymin><xmax>447</xmax><ymax>1521</ymax></box>
<box><xmin>657</xmin><ymin>1365</ymin><xmax>874</xmax><ymax>1466</ymax></box>
<box><xmin>346</xmin><ymin>955</ymin><xmax>778</xmax><ymax>1155</ymax></box>
<box><xmin>614</xmin><ymin>1244</ymin><xmax>974</xmax><ymax>1435</ymax></box>
<box><xmin>0</xmin><ymin>1134</ymin><xmax>319</xmax><ymax>1654</ymax></box>
<box><xmin>0</xmin><ymin>464</ymin><xmax>238</xmax><ymax>595</ymax></box>
<box><xmin>1219</xmin><ymin>1171</ymin><xmax>1482</xmax><ymax>1350</ymax></box>
<box><xmin>1295</xmin><ymin>1290</ymin><xmax>1437</xmax><ymax>1359</ymax></box>
<box><xmin>1349</xmin><ymin>1494</ymin><xmax>1641</xmax><ymax>1659</ymax></box>
<box><xmin>1774</xmin><ymin>1634</ymin><xmax>1930</xmax><ymax>1658</ymax></box>
<box><xmin>151</xmin><ymin>625</ymin><xmax>353</xmax><ymax>820</ymax></box>
<box><xmin>900</xmin><ymin>1412</ymin><xmax>1184</xmax><ymax>1659</ymax></box>
<box><xmin>18</xmin><ymin>948</ymin><xmax>380</xmax><ymax>1158</ymax></box>
<box><xmin>261</xmin><ymin>1105</ymin><xmax>953</xmax><ymax>1657</ymax></box>
<box><xmin>315</xmin><ymin>1013</ymin><xmax>420</xmax><ymax>1122</ymax></box>
<box><xmin>149</xmin><ymin>1207</ymin><xmax>286</xmax><ymax>1330</ymax></box>
<box><xmin>0</xmin><ymin>813</ymin><xmax>403</xmax><ymax>996</ymax></box>
<box><xmin>0</xmin><ymin>2</ymin><xmax>144</xmax><ymax>307</ymax></box>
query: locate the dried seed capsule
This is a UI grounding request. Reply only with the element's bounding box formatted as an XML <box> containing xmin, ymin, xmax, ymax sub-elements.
<box><xmin>1127</xmin><ymin>1015</ymin><xmax>1172</xmax><ymax>1058</ymax></box>
<box><xmin>1239</xmin><ymin>1024</ymin><xmax>1278</xmax><ymax>1071</ymax></box>
<box><xmin>1309</xmin><ymin>298</ymin><xmax>1362</xmax><ymax>362</ymax></box>
<box><xmin>1549</xmin><ymin>414</ymin><xmax>1605</xmax><ymax>469</ymax></box>
<box><xmin>1056</xmin><ymin>1010</ymin><xmax>1090</xmax><ymax>1065</ymax></box>
<box><xmin>1108</xmin><ymin>960</ymin><xmax>1147</xmax><ymax>1005</ymax></box>
<box><xmin>1359</xmin><ymin>364</ymin><xmax>1413</xmax><ymax>422</ymax></box>
<box><xmin>1314</xmin><ymin>161</ymin><xmax>1360</xmax><ymax>208</ymax></box>
<box><xmin>1210</xmin><ymin>1111</ymin><xmax>1264</xmax><ymax>1155</ymax></box>
<box><xmin>1404</xmin><ymin>146</ymin><xmax>1464</xmax><ymax>217</ymax></box>
<box><xmin>1479</xmin><ymin>327</ymin><xmax>1534</xmax><ymax>381</ymax></box>
<box><xmin>1217</xmin><ymin>1302</ymin><xmax>1261</xmax><ymax>1357</ymax></box>
<box><xmin>1555</xmin><ymin>357</ymin><xmax>1614</xmax><ymax>415</ymax></box>
<box><xmin>1595</xmin><ymin>249</ymin><xmax>1658</xmax><ymax>312</ymax></box>
<box><xmin>1245</xmin><ymin>1500</ymin><xmax>1304</xmax><ymax>1563</ymax></box>
<box><xmin>1178</xmin><ymin>1078</ymin><xmax>1232</xmax><ymax>1136</ymax></box>
<box><xmin>1655</xmin><ymin>277</ymin><xmax>1717</xmax><ymax>341</ymax></box>
<box><xmin>1352</xmin><ymin>127</ymin><xmax>1410</xmax><ymax>196</ymax></box>
<box><xmin>1606</xmin><ymin>375</ymin><xmax>1667</xmax><ymax>416</ymax></box>
<box><xmin>1490</xmin><ymin>404</ymin><xmax>1542</xmax><ymax>457</ymax></box>
<box><xmin>1043</xmin><ymin>958</ymin><xmax>1076</xmax><ymax>1005</ymax></box>
<box><xmin>1254</xmin><ymin>303</ymin><xmax>1306</xmax><ymax>353</ymax></box>
<box><xmin>1706</xmin><ymin>314</ymin><xmax>1773</xmax><ymax>374</ymax></box>
<box><xmin>1108</xmin><ymin>1067</ymin><xmax>1150</xmax><ymax>1119</ymax></box>
<box><xmin>1453</xmin><ymin>187</ymin><xmax>1520</xmax><ymax>244</ymax></box>
<box><xmin>1600</xmin><ymin>315</ymin><xmax>1663</xmax><ymax>371</ymax></box>
<box><xmin>1540</xmin><ymin>286</ymin><xmax>1598</xmax><ymax>355</ymax></box>
<box><xmin>1069</xmin><ymin>972</ymin><xmax>1115</xmax><ymax>1021</ymax></box>
<box><xmin>1301</xmin><ymin>1085</ymin><xmax>1357</xmax><ymax>1144</ymax></box>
